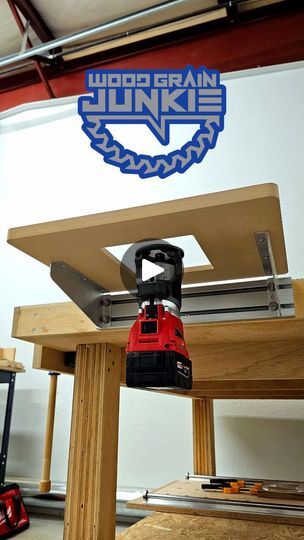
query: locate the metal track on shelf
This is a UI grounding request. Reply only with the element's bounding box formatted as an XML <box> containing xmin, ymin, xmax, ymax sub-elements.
<box><xmin>141</xmin><ymin>490</ymin><xmax>304</xmax><ymax>519</ymax></box>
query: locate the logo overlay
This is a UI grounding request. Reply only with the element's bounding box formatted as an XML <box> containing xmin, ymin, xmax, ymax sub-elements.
<box><xmin>78</xmin><ymin>66</ymin><xmax>226</xmax><ymax>179</ymax></box>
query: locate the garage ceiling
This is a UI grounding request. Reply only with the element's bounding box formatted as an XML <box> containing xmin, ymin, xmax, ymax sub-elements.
<box><xmin>1</xmin><ymin>0</ymin><xmax>303</xmax><ymax>111</ymax></box>
<box><xmin>0</xmin><ymin>0</ymin><xmax>218</xmax><ymax>57</ymax></box>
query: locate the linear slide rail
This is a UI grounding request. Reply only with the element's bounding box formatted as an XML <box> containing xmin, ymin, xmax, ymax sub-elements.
<box><xmin>186</xmin><ymin>473</ymin><xmax>292</xmax><ymax>483</ymax></box>
<box><xmin>50</xmin><ymin>261</ymin><xmax>294</xmax><ymax>329</ymax></box>
<box><xmin>141</xmin><ymin>491</ymin><xmax>304</xmax><ymax>518</ymax></box>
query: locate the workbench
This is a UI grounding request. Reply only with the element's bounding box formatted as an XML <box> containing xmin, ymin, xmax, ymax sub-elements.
<box><xmin>7</xmin><ymin>184</ymin><xmax>304</xmax><ymax>539</ymax></box>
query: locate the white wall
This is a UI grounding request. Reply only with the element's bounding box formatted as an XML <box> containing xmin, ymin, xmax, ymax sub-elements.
<box><xmin>0</xmin><ymin>62</ymin><xmax>304</xmax><ymax>488</ymax></box>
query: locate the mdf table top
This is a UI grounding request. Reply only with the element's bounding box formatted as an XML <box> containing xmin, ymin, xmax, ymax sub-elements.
<box><xmin>7</xmin><ymin>183</ymin><xmax>287</xmax><ymax>292</ymax></box>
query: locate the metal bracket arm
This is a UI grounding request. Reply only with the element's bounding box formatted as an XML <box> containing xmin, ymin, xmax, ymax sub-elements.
<box><xmin>50</xmin><ymin>262</ymin><xmax>111</xmax><ymax>328</ymax></box>
<box><xmin>255</xmin><ymin>231</ymin><xmax>282</xmax><ymax>316</ymax></box>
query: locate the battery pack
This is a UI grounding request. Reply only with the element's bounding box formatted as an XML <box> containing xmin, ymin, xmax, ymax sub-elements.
<box><xmin>126</xmin><ymin>350</ymin><xmax>192</xmax><ymax>389</ymax></box>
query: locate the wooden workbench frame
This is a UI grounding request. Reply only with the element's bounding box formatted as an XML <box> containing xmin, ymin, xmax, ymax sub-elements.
<box><xmin>7</xmin><ymin>184</ymin><xmax>300</xmax><ymax>537</ymax></box>
<box><xmin>17</xmin><ymin>279</ymin><xmax>304</xmax><ymax>400</ymax></box>
<box><xmin>10</xmin><ymin>279</ymin><xmax>304</xmax><ymax>537</ymax></box>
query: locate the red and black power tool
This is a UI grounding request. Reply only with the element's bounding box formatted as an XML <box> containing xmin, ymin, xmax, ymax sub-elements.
<box><xmin>126</xmin><ymin>243</ymin><xmax>192</xmax><ymax>389</ymax></box>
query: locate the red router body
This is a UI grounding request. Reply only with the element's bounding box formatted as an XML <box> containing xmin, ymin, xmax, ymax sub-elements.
<box><xmin>126</xmin><ymin>244</ymin><xmax>192</xmax><ymax>389</ymax></box>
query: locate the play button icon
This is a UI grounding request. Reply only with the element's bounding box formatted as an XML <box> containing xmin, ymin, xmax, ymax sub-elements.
<box><xmin>119</xmin><ymin>237</ymin><xmax>176</xmax><ymax>295</ymax></box>
<box><xmin>142</xmin><ymin>258</ymin><xmax>164</xmax><ymax>282</ymax></box>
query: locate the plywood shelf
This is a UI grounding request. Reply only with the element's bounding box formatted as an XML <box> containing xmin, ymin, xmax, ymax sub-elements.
<box><xmin>7</xmin><ymin>183</ymin><xmax>287</xmax><ymax>291</ymax></box>
<box><xmin>127</xmin><ymin>480</ymin><xmax>304</xmax><ymax>527</ymax></box>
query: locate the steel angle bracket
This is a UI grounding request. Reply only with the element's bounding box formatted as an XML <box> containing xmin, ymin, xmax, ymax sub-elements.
<box><xmin>50</xmin><ymin>261</ymin><xmax>111</xmax><ymax>328</ymax></box>
<box><xmin>255</xmin><ymin>231</ymin><xmax>283</xmax><ymax>316</ymax></box>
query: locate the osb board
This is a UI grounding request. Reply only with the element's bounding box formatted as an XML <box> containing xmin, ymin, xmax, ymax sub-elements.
<box><xmin>128</xmin><ymin>480</ymin><xmax>304</xmax><ymax>525</ymax></box>
<box><xmin>118</xmin><ymin>512</ymin><xmax>304</xmax><ymax>539</ymax></box>
<box><xmin>7</xmin><ymin>184</ymin><xmax>287</xmax><ymax>291</ymax></box>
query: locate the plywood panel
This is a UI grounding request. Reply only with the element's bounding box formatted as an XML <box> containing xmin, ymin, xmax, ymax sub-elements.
<box><xmin>146</xmin><ymin>480</ymin><xmax>304</xmax><ymax>506</ymax></box>
<box><xmin>7</xmin><ymin>184</ymin><xmax>287</xmax><ymax>290</ymax></box>
<box><xmin>0</xmin><ymin>348</ymin><xmax>16</xmax><ymax>362</ymax></box>
<box><xmin>118</xmin><ymin>512</ymin><xmax>304</xmax><ymax>539</ymax></box>
<box><xmin>128</xmin><ymin>480</ymin><xmax>304</xmax><ymax>525</ymax></box>
<box><xmin>33</xmin><ymin>345</ymin><xmax>74</xmax><ymax>374</ymax></box>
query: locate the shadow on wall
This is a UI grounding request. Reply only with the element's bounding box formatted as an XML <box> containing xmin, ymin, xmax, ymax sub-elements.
<box><xmin>216</xmin><ymin>416</ymin><xmax>304</xmax><ymax>481</ymax></box>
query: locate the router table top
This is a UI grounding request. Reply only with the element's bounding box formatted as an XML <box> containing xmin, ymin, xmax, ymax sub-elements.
<box><xmin>7</xmin><ymin>183</ymin><xmax>287</xmax><ymax>291</ymax></box>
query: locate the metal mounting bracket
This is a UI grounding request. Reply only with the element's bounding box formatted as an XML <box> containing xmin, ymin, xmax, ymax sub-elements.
<box><xmin>50</xmin><ymin>262</ymin><xmax>111</xmax><ymax>328</ymax></box>
<box><xmin>255</xmin><ymin>231</ymin><xmax>282</xmax><ymax>316</ymax></box>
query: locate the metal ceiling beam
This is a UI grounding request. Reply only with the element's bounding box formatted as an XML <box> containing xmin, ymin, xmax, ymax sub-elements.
<box><xmin>12</xmin><ymin>0</ymin><xmax>56</xmax><ymax>45</ymax></box>
<box><xmin>0</xmin><ymin>0</ymin><xmax>244</xmax><ymax>69</ymax></box>
<box><xmin>7</xmin><ymin>0</ymin><xmax>55</xmax><ymax>98</ymax></box>
<box><xmin>1</xmin><ymin>1</ymin><xmax>304</xmax><ymax>110</ymax></box>
<box><xmin>10</xmin><ymin>0</ymin><xmax>63</xmax><ymax>62</ymax></box>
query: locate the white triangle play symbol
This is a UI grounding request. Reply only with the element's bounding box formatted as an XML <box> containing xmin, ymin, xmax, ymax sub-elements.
<box><xmin>142</xmin><ymin>259</ymin><xmax>164</xmax><ymax>282</ymax></box>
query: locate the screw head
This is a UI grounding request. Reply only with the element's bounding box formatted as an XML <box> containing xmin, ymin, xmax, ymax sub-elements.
<box><xmin>269</xmin><ymin>302</ymin><xmax>279</xmax><ymax>311</ymax></box>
